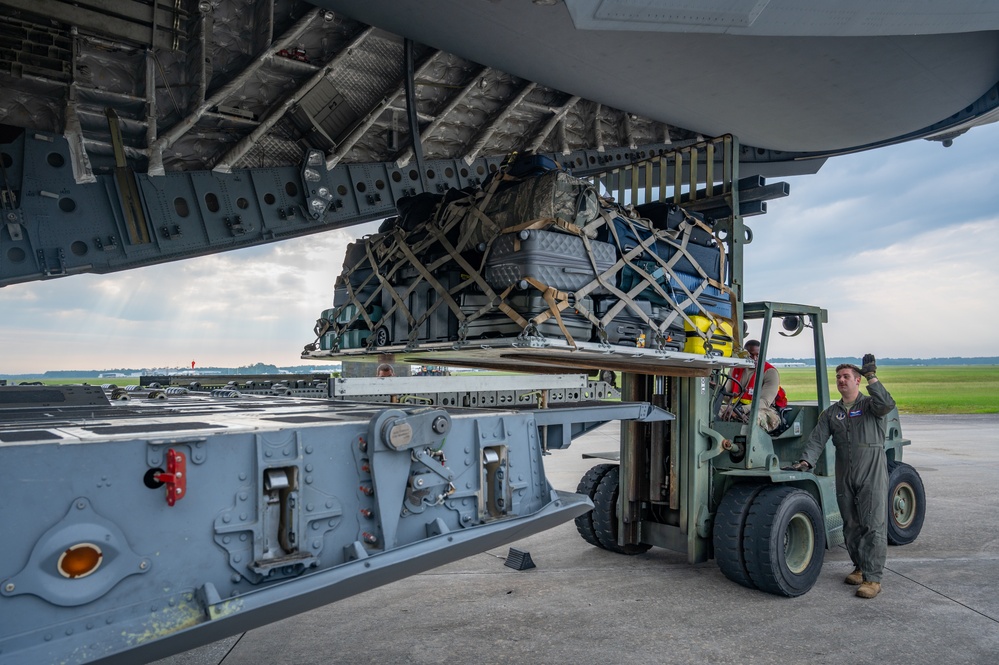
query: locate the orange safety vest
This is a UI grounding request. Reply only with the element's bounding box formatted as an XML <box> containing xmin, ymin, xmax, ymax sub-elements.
<box><xmin>732</xmin><ymin>363</ymin><xmax>788</xmax><ymax>409</ymax></box>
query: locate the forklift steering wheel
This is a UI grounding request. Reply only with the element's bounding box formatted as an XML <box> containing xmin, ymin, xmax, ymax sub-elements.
<box><xmin>711</xmin><ymin>369</ymin><xmax>745</xmax><ymax>419</ymax></box>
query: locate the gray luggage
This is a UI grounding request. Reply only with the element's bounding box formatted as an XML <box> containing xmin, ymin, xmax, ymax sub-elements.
<box><xmin>460</xmin><ymin>293</ymin><xmax>593</xmax><ymax>342</ymax></box>
<box><xmin>485</xmin><ymin>229</ymin><xmax>617</xmax><ymax>293</ymax></box>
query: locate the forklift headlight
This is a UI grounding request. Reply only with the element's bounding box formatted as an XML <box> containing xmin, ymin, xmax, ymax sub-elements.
<box><xmin>780</xmin><ymin>315</ymin><xmax>804</xmax><ymax>337</ymax></box>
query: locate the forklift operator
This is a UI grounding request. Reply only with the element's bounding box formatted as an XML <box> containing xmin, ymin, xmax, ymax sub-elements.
<box><xmin>720</xmin><ymin>339</ymin><xmax>786</xmax><ymax>430</ymax></box>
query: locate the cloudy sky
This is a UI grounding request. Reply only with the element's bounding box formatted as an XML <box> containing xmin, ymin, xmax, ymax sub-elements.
<box><xmin>2</xmin><ymin>123</ymin><xmax>998</xmax><ymax>373</ymax></box>
<box><xmin>743</xmin><ymin>121</ymin><xmax>999</xmax><ymax>361</ymax></box>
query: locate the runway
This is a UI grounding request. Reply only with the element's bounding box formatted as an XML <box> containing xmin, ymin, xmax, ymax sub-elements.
<box><xmin>157</xmin><ymin>414</ymin><xmax>999</xmax><ymax>665</ymax></box>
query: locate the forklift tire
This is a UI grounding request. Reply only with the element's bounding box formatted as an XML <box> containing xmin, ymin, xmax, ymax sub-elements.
<box><xmin>713</xmin><ymin>483</ymin><xmax>766</xmax><ymax>589</ymax></box>
<box><xmin>592</xmin><ymin>466</ymin><xmax>652</xmax><ymax>555</ymax></box>
<box><xmin>574</xmin><ymin>463</ymin><xmax>617</xmax><ymax>549</ymax></box>
<box><xmin>887</xmin><ymin>461</ymin><xmax>926</xmax><ymax>546</ymax></box>
<box><xmin>743</xmin><ymin>485</ymin><xmax>825</xmax><ymax>597</ymax></box>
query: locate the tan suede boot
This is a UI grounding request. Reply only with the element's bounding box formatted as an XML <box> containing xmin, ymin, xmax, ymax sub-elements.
<box><xmin>856</xmin><ymin>582</ymin><xmax>881</xmax><ymax>599</ymax></box>
<box><xmin>844</xmin><ymin>568</ymin><xmax>863</xmax><ymax>585</ymax></box>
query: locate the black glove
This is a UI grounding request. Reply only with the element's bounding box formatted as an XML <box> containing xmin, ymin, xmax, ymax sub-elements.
<box><xmin>784</xmin><ymin>460</ymin><xmax>812</xmax><ymax>472</ymax></box>
<box><xmin>861</xmin><ymin>353</ymin><xmax>877</xmax><ymax>379</ymax></box>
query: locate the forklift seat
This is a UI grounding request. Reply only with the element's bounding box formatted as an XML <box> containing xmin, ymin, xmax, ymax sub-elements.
<box><xmin>768</xmin><ymin>407</ymin><xmax>795</xmax><ymax>438</ymax></box>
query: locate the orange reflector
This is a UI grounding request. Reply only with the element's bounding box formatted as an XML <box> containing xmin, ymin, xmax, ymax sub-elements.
<box><xmin>57</xmin><ymin>543</ymin><xmax>103</xmax><ymax>579</ymax></box>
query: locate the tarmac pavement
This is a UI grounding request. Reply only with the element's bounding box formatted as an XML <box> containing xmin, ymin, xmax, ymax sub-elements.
<box><xmin>157</xmin><ymin>414</ymin><xmax>999</xmax><ymax>665</ymax></box>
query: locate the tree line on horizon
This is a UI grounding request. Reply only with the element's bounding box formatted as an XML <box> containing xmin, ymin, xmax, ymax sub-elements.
<box><xmin>3</xmin><ymin>357</ymin><xmax>997</xmax><ymax>379</ymax></box>
<box><xmin>773</xmin><ymin>357</ymin><xmax>999</xmax><ymax>367</ymax></box>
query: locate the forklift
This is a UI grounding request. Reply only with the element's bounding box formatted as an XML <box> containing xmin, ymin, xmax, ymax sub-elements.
<box><xmin>573</xmin><ymin>301</ymin><xmax>926</xmax><ymax>596</ymax></box>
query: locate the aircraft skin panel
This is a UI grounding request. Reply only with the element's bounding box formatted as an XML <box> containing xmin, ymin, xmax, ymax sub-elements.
<box><xmin>565</xmin><ymin>0</ymin><xmax>999</xmax><ymax>37</ymax></box>
<box><xmin>316</xmin><ymin>0</ymin><xmax>999</xmax><ymax>152</ymax></box>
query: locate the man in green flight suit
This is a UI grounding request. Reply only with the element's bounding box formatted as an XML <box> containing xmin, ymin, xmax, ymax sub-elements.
<box><xmin>790</xmin><ymin>354</ymin><xmax>894</xmax><ymax>599</ymax></box>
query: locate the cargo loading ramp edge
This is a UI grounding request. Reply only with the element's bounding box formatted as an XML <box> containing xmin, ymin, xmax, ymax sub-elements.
<box><xmin>0</xmin><ymin>386</ymin><xmax>672</xmax><ymax>665</ymax></box>
<box><xmin>304</xmin><ymin>337</ymin><xmax>753</xmax><ymax>377</ymax></box>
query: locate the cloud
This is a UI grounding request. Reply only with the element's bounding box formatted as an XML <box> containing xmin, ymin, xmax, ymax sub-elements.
<box><xmin>0</xmin><ymin>222</ymin><xmax>379</xmax><ymax>372</ymax></box>
<box><xmin>745</xmin><ymin>122</ymin><xmax>999</xmax><ymax>359</ymax></box>
<box><xmin>830</xmin><ymin>219</ymin><xmax>999</xmax><ymax>356</ymax></box>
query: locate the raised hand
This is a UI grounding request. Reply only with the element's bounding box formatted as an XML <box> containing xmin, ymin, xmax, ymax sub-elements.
<box><xmin>861</xmin><ymin>353</ymin><xmax>877</xmax><ymax>379</ymax></box>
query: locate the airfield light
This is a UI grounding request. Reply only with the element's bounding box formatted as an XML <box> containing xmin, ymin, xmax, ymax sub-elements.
<box><xmin>57</xmin><ymin>543</ymin><xmax>103</xmax><ymax>579</ymax></box>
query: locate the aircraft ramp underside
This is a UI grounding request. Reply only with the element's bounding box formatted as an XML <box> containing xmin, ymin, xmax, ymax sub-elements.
<box><xmin>0</xmin><ymin>127</ymin><xmax>700</xmax><ymax>287</ymax></box>
<box><xmin>0</xmin><ymin>1</ymin><xmax>817</xmax><ymax>287</ymax></box>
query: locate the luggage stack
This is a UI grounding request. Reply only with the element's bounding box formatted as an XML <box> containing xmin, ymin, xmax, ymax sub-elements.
<box><xmin>312</xmin><ymin>155</ymin><xmax>735</xmax><ymax>357</ymax></box>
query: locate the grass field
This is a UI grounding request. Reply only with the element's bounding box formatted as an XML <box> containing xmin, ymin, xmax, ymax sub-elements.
<box><xmin>778</xmin><ymin>365</ymin><xmax>999</xmax><ymax>415</ymax></box>
<box><xmin>5</xmin><ymin>366</ymin><xmax>998</xmax><ymax>414</ymax></box>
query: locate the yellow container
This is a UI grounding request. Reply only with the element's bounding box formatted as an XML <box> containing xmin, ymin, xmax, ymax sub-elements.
<box><xmin>683</xmin><ymin>315</ymin><xmax>733</xmax><ymax>357</ymax></box>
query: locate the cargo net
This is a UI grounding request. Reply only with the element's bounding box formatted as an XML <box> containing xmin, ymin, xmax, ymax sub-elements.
<box><xmin>310</xmin><ymin>157</ymin><xmax>735</xmax><ymax>357</ymax></box>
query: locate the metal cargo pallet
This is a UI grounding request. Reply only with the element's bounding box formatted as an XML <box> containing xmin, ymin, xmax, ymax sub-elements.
<box><xmin>305</xmin><ymin>336</ymin><xmax>752</xmax><ymax>377</ymax></box>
